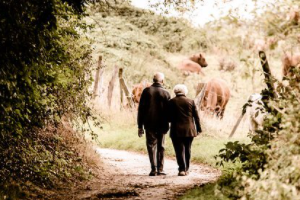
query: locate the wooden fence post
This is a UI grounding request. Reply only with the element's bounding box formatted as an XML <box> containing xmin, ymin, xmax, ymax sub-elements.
<box><xmin>194</xmin><ymin>83</ymin><xmax>207</xmax><ymax>112</ymax></box>
<box><xmin>229</xmin><ymin>51</ymin><xmax>276</xmax><ymax>138</ymax></box>
<box><xmin>92</xmin><ymin>56</ymin><xmax>103</xmax><ymax>99</ymax></box>
<box><xmin>195</xmin><ymin>83</ymin><xmax>205</xmax><ymax>97</ymax></box>
<box><xmin>228</xmin><ymin>113</ymin><xmax>245</xmax><ymax>138</ymax></box>
<box><xmin>119</xmin><ymin>69</ymin><xmax>123</xmax><ymax>109</ymax></box>
<box><xmin>120</xmin><ymin>85</ymin><xmax>124</xmax><ymax>110</ymax></box>
<box><xmin>259</xmin><ymin>51</ymin><xmax>275</xmax><ymax>98</ymax></box>
<box><xmin>98</xmin><ymin>67</ymin><xmax>105</xmax><ymax>97</ymax></box>
<box><xmin>119</xmin><ymin>68</ymin><xmax>134</xmax><ymax>108</ymax></box>
<box><xmin>107</xmin><ymin>66</ymin><xmax>119</xmax><ymax>108</ymax></box>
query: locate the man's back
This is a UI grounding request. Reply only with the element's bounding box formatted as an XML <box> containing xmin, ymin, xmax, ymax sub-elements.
<box><xmin>138</xmin><ymin>82</ymin><xmax>170</xmax><ymax>133</ymax></box>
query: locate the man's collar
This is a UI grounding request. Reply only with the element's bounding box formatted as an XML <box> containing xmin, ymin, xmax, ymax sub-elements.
<box><xmin>152</xmin><ymin>82</ymin><xmax>163</xmax><ymax>87</ymax></box>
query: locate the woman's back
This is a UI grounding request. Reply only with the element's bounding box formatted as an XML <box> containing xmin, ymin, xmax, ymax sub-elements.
<box><xmin>168</xmin><ymin>95</ymin><xmax>201</xmax><ymax>137</ymax></box>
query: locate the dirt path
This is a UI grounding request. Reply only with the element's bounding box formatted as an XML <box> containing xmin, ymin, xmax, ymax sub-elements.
<box><xmin>71</xmin><ymin>148</ymin><xmax>220</xmax><ymax>200</ymax></box>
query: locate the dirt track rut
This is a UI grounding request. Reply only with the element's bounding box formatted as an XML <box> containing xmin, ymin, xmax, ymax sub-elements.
<box><xmin>75</xmin><ymin>148</ymin><xmax>220</xmax><ymax>200</ymax></box>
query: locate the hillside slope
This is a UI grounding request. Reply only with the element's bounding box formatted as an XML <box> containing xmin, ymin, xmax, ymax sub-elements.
<box><xmin>85</xmin><ymin>3</ymin><xmax>207</xmax><ymax>87</ymax></box>
<box><xmin>85</xmin><ymin>2</ymin><xmax>262</xmax><ymax>136</ymax></box>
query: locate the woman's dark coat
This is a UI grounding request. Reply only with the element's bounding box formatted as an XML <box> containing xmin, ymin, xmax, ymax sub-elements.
<box><xmin>168</xmin><ymin>94</ymin><xmax>201</xmax><ymax>137</ymax></box>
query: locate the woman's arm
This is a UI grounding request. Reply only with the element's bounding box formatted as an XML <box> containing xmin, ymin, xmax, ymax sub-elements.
<box><xmin>192</xmin><ymin>100</ymin><xmax>202</xmax><ymax>134</ymax></box>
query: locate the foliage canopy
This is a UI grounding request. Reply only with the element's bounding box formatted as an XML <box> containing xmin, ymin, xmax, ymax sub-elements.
<box><xmin>0</xmin><ymin>0</ymin><xmax>95</xmax><ymax>198</ymax></box>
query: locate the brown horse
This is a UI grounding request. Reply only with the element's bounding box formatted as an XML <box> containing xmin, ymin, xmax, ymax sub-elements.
<box><xmin>132</xmin><ymin>81</ymin><xmax>151</xmax><ymax>104</ymax></box>
<box><xmin>178</xmin><ymin>53</ymin><xmax>208</xmax><ymax>75</ymax></box>
<box><xmin>282</xmin><ymin>52</ymin><xmax>300</xmax><ymax>77</ymax></box>
<box><xmin>196</xmin><ymin>78</ymin><xmax>230</xmax><ymax>119</ymax></box>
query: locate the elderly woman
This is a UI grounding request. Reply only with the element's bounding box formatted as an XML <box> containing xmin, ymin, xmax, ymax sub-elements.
<box><xmin>168</xmin><ymin>84</ymin><xmax>202</xmax><ymax>176</ymax></box>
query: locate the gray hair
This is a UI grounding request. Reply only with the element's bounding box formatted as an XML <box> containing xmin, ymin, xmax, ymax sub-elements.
<box><xmin>173</xmin><ymin>84</ymin><xmax>188</xmax><ymax>95</ymax></box>
<box><xmin>153</xmin><ymin>72</ymin><xmax>165</xmax><ymax>83</ymax></box>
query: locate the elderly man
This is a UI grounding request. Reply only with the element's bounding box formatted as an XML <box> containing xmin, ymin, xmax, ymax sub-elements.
<box><xmin>137</xmin><ymin>72</ymin><xmax>170</xmax><ymax>176</ymax></box>
<box><xmin>168</xmin><ymin>84</ymin><xmax>201</xmax><ymax>176</ymax></box>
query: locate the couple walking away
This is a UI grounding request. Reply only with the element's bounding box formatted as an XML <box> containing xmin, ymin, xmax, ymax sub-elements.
<box><xmin>137</xmin><ymin>72</ymin><xmax>202</xmax><ymax>176</ymax></box>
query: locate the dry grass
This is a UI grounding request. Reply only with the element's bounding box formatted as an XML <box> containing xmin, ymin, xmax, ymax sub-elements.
<box><xmin>87</xmin><ymin>49</ymin><xmax>283</xmax><ymax>168</ymax></box>
<box><xmin>88</xmin><ymin>101</ymin><xmax>250</xmax><ymax>167</ymax></box>
<box><xmin>59</xmin><ymin>119</ymin><xmax>104</xmax><ymax>172</ymax></box>
<box><xmin>87</xmin><ymin>49</ymin><xmax>283</xmax><ymax>167</ymax></box>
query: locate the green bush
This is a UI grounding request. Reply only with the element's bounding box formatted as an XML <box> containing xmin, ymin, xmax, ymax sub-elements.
<box><xmin>240</xmin><ymin>71</ymin><xmax>300</xmax><ymax>200</ymax></box>
<box><xmin>197</xmin><ymin>1</ymin><xmax>300</xmax><ymax>199</ymax></box>
<box><xmin>0</xmin><ymin>0</ymin><xmax>94</xmax><ymax>198</ymax></box>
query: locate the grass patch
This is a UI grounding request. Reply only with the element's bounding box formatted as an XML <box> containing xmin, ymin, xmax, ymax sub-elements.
<box><xmin>92</xmin><ymin>110</ymin><xmax>249</xmax><ymax>167</ymax></box>
<box><xmin>180</xmin><ymin>183</ymin><xmax>230</xmax><ymax>200</ymax></box>
<box><xmin>98</xmin><ymin>124</ymin><xmax>229</xmax><ymax>166</ymax></box>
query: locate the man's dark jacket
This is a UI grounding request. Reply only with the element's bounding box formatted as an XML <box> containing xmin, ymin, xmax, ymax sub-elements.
<box><xmin>168</xmin><ymin>94</ymin><xmax>201</xmax><ymax>137</ymax></box>
<box><xmin>137</xmin><ymin>82</ymin><xmax>170</xmax><ymax>133</ymax></box>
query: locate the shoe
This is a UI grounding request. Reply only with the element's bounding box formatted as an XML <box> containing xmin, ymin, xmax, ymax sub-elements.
<box><xmin>178</xmin><ymin>171</ymin><xmax>186</xmax><ymax>176</ymax></box>
<box><xmin>149</xmin><ymin>170</ymin><xmax>157</xmax><ymax>176</ymax></box>
<box><xmin>185</xmin><ymin>170</ymin><xmax>189</xmax><ymax>175</ymax></box>
<box><xmin>157</xmin><ymin>171</ymin><xmax>167</xmax><ymax>176</ymax></box>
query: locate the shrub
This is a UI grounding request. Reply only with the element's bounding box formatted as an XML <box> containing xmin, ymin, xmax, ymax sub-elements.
<box><xmin>0</xmin><ymin>0</ymin><xmax>95</xmax><ymax>198</ymax></box>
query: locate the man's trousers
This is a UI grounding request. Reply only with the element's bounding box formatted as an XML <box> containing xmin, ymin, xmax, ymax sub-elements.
<box><xmin>145</xmin><ymin>130</ymin><xmax>166</xmax><ymax>172</ymax></box>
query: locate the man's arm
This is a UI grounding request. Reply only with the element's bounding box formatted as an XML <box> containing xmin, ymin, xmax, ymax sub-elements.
<box><xmin>137</xmin><ymin>89</ymin><xmax>147</xmax><ymax>129</ymax></box>
<box><xmin>167</xmin><ymin>99</ymin><xmax>174</xmax><ymax>123</ymax></box>
<box><xmin>166</xmin><ymin>91</ymin><xmax>171</xmax><ymax>101</ymax></box>
<box><xmin>192</xmin><ymin>100</ymin><xmax>202</xmax><ymax>134</ymax></box>
<box><xmin>164</xmin><ymin>91</ymin><xmax>172</xmax><ymax>122</ymax></box>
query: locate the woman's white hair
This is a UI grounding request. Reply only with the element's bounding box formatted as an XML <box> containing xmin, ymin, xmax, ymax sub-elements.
<box><xmin>173</xmin><ymin>84</ymin><xmax>188</xmax><ymax>95</ymax></box>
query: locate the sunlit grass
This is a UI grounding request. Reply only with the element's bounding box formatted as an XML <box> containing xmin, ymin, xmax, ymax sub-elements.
<box><xmin>89</xmin><ymin>108</ymin><xmax>250</xmax><ymax>167</ymax></box>
<box><xmin>97</xmin><ymin>124</ymin><xmax>228</xmax><ymax>166</ymax></box>
<box><xmin>179</xmin><ymin>184</ymin><xmax>230</xmax><ymax>200</ymax></box>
